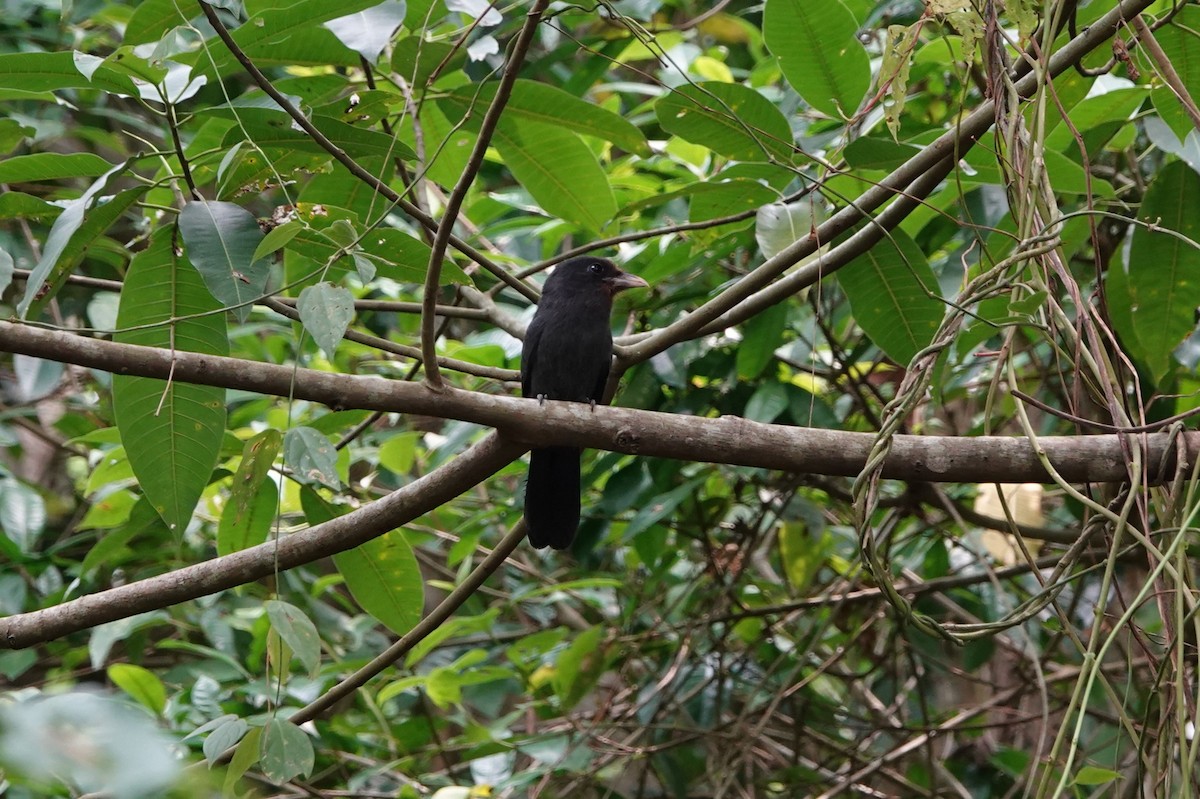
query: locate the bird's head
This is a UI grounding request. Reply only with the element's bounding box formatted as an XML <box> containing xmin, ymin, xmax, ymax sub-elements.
<box><xmin>543</xmin><ymin>257</ymin><xmax>650</xmax><ymax>301</ymax></box>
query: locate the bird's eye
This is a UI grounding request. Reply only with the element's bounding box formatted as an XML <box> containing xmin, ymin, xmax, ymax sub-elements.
<box><xmin>588</xmin><ymin>262</ymin><xmax>604</xmax><ymax>274</ymax></box>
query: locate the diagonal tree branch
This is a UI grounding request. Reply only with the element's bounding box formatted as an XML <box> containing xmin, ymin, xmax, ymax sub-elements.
<box><xmin>0</xmin><ymin>431</ymin><xmax>524</xmax><ymax>649</ymax></box>
<box><xmin>622</xmin><ymin>0</ymin><xmax>1156</xmax><ymax>363</ymax></box>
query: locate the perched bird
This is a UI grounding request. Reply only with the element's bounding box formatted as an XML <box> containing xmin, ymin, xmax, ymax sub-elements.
<box><xmin>521</xmin><ymin>257</ymin><xmax>649</xmax><ymax>549</ymax></box>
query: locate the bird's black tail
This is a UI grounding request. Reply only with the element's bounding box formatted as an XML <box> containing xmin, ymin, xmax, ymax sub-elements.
<box><xmin>524</xmin><ymin>447</ymin><xmax>581</xmax><ymax>550</ymax></box>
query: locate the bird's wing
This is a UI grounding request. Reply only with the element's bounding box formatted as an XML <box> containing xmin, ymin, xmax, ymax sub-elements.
<box><xmin>591</xmin><ymin>358</ymin><xmax>610</xmax><ymax>404</ymax></box>
<box><xmin>520</xmin><ymin>318</ymin><xmax>543</xmax><ymax>398</ymax></box>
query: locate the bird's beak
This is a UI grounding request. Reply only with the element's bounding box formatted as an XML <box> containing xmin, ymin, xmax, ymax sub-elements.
<box><xmin>604</xmin><ymin>271</ymin><xmax>650</xmax><ymax>295</ymax></box>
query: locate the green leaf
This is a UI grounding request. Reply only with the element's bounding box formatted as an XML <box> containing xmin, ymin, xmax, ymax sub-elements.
<box><xmin>265</xmin><ymin>600</ymin><xmax>322</xmax><ymax>678</ymax></box>
<box><xmin>1126</xmin><ymin>161</ymin><xmax>1200</xmax><ymax>382</ymax></box>
<box><xmin>445</xmin><ymin>79</ymin><xmax>649</xmax><ymax>155</ymax></box>
<box><xmin>18</xmin><ymin>173</ymin><xmax>142</xmax><ymax>320</ymax></box>
<box><xmin>838</xmin><ymin>229</ymin><xmax>943</xmax><ymax>364</ymax></box>
<box><xmin>843</xmin><ymin>137</ymin><xmax>922</xmax><ymax>170</ymax></box>
<box><xmin>178</xmin><ymin>200</ymin><xmax>269</xmax><ymax>322</ymax></box>
<box><xmin>1150</xmin><ymin>5</ymin><xmax>1200</xmax><ymax>141</ymax></box>
<box><xmin>623</xmin><ymin>477</ymin><xmax>705</xmax><ymax>539</ymax></box>
<box><xmin>252</xmin><ymin>220</ymin><xmax>303</xmax><ymax>262</ymax></box>
<box><xmin>688</xmin><ymin>179</ymin><xmax>777</xmax><ymax>223</ymax></box>
<box><xmin>221</xmin><ymin>113</ymin><xmax>415</xmax><ymax>162</ymax></box>
<box><xmin>203</xmin><ymin>717</ymin><xmax>249</xmax><ymax>766</ymax></box>
<box><xmin>736</xmin><ymin>301</ymin><xmax>788</xmax><ymax>379</ymax></box>
<box><xmin>0</xmin><ymin>51</ymin><xmax>138</xmax><ymax>95</ymax></box>
<box><xmin>778</xmin><ymin>522</ymin><xmax>830</xmax><ymax>591</ymax></box>
<box><xmin>260</xmin><ymin>718</ymin><xmax>314</xmax><ymax>783</ymax></box>
<box><xmin>112</xmin><ymin>231</ymin><xmax>228</xmax><ymax>533</ymax></box>
<box><xmin>124</xmin><ymin>0</ymin><xmax>204</xmax><ymax>45</ymax></box>
<box><xmin>0</xmin><ymin>152</ymin><xmax>114</xmax><ymax>183</ymax></box>
<box><xmin>656</xmin><ymin>81</ymin><xmax>794</xmax><ymax>161</ymax></box>
<box><xmin>107</xmin><ymin>663</ymin><xmax>167</xmax><ymax>715</ymax></box>
<box><xmin>297</xmin><ymin>282</ymin><xmax>355</xmax><ymax>357</ymax></box>
<box><xmin>764</xmin><ymin>0</ymin><xmax>870</xmax><ymax>119</ymax></box>
<box><xmin>491</xmin><ymin>117</ymin><xmax>617</xmax><ymax>232</ymax></box>
<box><xmin>283</xmin><ymin>427</ymin><xmax>340</xmax><ymax>488</ymax></box>
<box><xmin>334</xmin><ymin>530</ymin><xmax>423</xmax><ymax>636</ymax></box>
<box><xmin>82</xmin><ymin>497</ymin><xmax>168</xmax><ymax>574</ymax></box>
<box><xmin>0</xmin><ymin>192</ymin><xmax>60</xmax><ymax>222</ymax></box>
<box><xmin>0</xmin><ymin>478</ymin><xmax>47</xmax><ymax>554</ymax></box>
<box><xmin>378</xmin><ymin>431</ymin><xmax>421</xmax><ymax>474</ymax></box>
<box><xmin>225</xmin><ymin>726</ymin><xmax>262</xmax><ymax>794</ymax></box>
<box><xmin>552</xmin><ymin>625</ymin><xmax>606</xmax><ymax>710</ymax></box>
<box><xmin>89</xmin><ymin>611</ymin><xmax>171</xmax><ymax>670</ymax></box>
<box><xmin>218</xmin><ymin>430</ymin><xmax>281</xmax><ymax>557</ymax></box>
<box><xmin>745</xmin><ymin>381</ymin><xmax>789</xmax><ymax>422</ymax></box>
<box><xmin>217</xmin><ymin>472</ymin><xmax>277</xmax><ymax>556</ymax></box>
<box><xmin>1072</xmin><ymin>765</ymin><xmax>1121</xmax><ymax>786</ymax></box>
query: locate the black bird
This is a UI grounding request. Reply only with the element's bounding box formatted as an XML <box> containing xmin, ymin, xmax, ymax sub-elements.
<box><xmin>521</xmin><ymin>257</ymin><xmax>649</xmax><ymax>549</ymax></box>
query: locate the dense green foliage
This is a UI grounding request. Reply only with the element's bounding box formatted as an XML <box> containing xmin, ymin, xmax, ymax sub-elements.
<box><xmin>2</xmin><ymin>0</ymin><xmax>1200</xmax><ymax>796</ymax></box>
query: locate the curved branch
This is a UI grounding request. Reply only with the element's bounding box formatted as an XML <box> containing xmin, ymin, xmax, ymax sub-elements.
<box><xmin>0</xmin><ymin>321</ymin><xmax>1192</xmax><ymax>485</ymax></box>
<box><xmin>0</xmin><ymin>432</ymin><xmax>524</xmax><ymax>649</ymax></box>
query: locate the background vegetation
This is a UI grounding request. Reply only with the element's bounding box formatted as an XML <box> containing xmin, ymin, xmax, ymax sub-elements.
<box><xmin>1</xmin><ymin>0</ymin><xmax>1199</xmax><ymax>796</ymax></box>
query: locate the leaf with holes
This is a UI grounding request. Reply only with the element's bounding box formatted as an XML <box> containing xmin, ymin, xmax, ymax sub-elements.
<box><xmin>283</xmin><ymin>426</ymin><xmax>340</xmax><ymax>488</ymax></box>
<box><xmin>297</xmin><ymin>282</ymin><xmax>354</xmax><ymax>357</ymax></box>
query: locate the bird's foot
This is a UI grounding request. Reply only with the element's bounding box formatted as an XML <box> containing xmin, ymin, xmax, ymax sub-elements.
<box><xmin>537</xmin><ymin>393</ymin><xmax>547</xmax><ymax>406</ymax></box>
<box><xmin>589</xmin><ymin>399</ymin><xmax>597</xmax><ymax>412</ymax></box>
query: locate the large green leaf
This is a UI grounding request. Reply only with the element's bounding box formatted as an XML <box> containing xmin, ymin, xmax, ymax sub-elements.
<box><xmin>260</xmin><ymin>719</ymin><xmax>314</xmax><ymax>783</ymax></box>
<box><xmin>178</xmin><ymin>200</ymin><xmax>269</xmax><ymax>322</ymax></box>
<box><xmin>0</xmin><ymin>153</ymin><xmax>113</xmax><ymax>183</ymax></box>
<box><xmin>220</xmin><ymin>113</ymin><xmax>415</xmax><ymax>162</ymax></box>
<box><xmin>333</xmin><ymin>530</ymin><xmax>424</xmax><ymax>637</ymax></box>
<box><xmin>124</xmin><ymin>0</ymin><xmax>204</xmax><ymax>45</ymax></box>
<box><xmin>217</xmin><ymin>430</ymin><xmax>281</xmax><ymax>556</ymax></box>
<box><xmin>656</xmin><ymin>81</ymin><xmax>794</xmax><ymax>161</ymax></box>
<box><xmin>1150</xmin><ymin>5</ymin><xmax>1200</xmax><ymax>141</ymax></box>
<box><xmin>763</xmin><ymin>0</ymin><xmax>870</xmax><ymax>119</ymax></box>
<box><xmin>444</xmin><ymin>79</ymin><xmax>649</xmax><ymax>156</ymax></box>
<box><xmin>18</xmin><ymin>184</ymin><xmax>144</xmax><ymax>321</ymax></box>
<box><xmin>112</xmin><ymin>232</ymin><xmax>227</xmax><ymax>533</ymax></box>
<box><xmin>491</xmin><ymin>118</ymin><xmax>617</xmax><ymax>233</ymax></box>
<box><xmin>838</xmin><ymin>228</ymin><xmax>943</xmax><ymax>364</ymax></box>
<box><xmin>688</xmin><ymin>179</ymin><xmax>778</xmax><ymax>222</ymax></box>
<box><xmin>0</xmin><ymin>51</ymin><xmax>138</xmax><ymax>95</ymax></box>
<box><xmin>1125</xmin><ymin>161</ymin><xmax>1200</xmax><ymax>382</ymax></box>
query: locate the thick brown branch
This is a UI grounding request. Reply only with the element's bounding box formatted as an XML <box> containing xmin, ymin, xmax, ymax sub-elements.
<box><xmin>0</xmin><ymin>320</ymin><xmax>1192</xmax><ymax>484</ymax></box>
